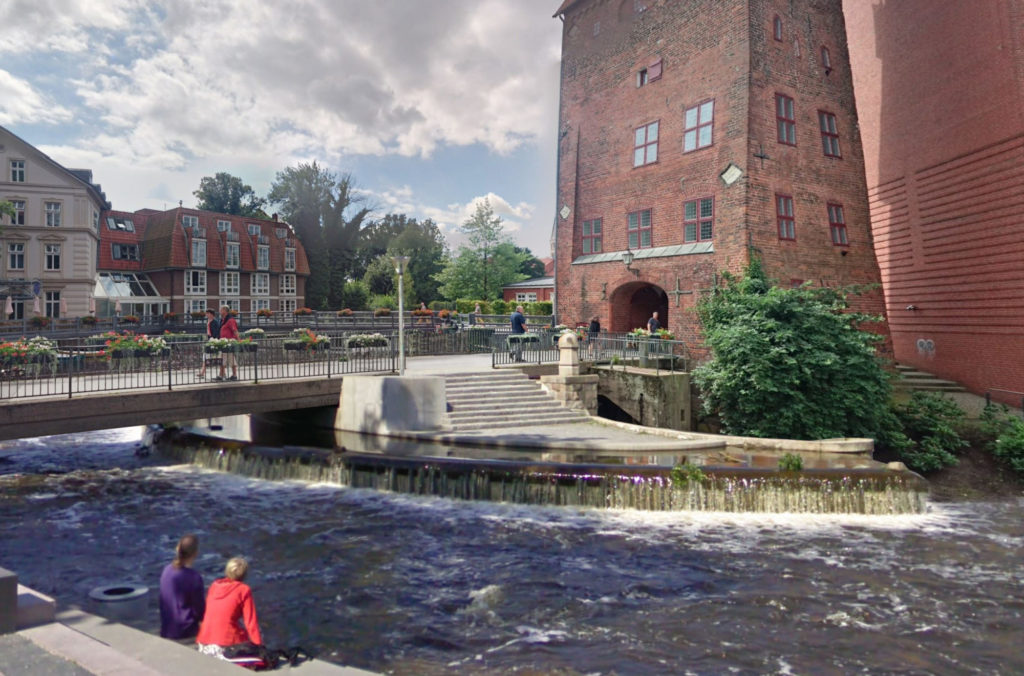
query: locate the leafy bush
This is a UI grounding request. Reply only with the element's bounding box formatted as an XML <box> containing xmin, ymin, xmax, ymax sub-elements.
<box><xmin>527</xmin><ymin>300</ymin><xmax>553</xmax><ymax>316</ymax></box>
<box><xmin>670</xmin><ymin>462</ymin><xmax>705</xmax><ymax>485</ymax></box>
<box><xmin>491</xmin><ymin>299</ymin><xmax>508</xmax><ymax>315</ymax></box>
<box><xmin>338</xmin><ymin>280</ymin><xmax>369</xmax><ymax>312</ymax></box>
<box><xmin>693</xmin><ymin>258</ymin><xmax>895</xmax><ymax>441</ymax></box>
<box><xmin>993</xmin><ymin>418</ymin><xmax>1024</xmax><ymax>473</ymax></box>
<box><xmin>346</xmin><ymin>333</ymin><xmax>389</xmax><ymax>348</ymax></box>
<box><xmin>890</xmin><ymin>392</ymin><xmax>968</xmax><ymax>472</ymax></box>
<box><xmin>778</xmin><ymin>453</ymin><xmax>804</xmax><ymax>471</ymax></box>
<box><xmin>456</xmin><ymin>299</ymin><xmax>490</xmax><ymax>315</ymax></box>
<box><xmin>257</xmin><ymin>308</ymin><xmax>274</xmax><ymax>318</ymax></box>
<box><xmin>370</xmin><ymin>294</ymin><xmax>397</xmax><ymax>311</ymax></box>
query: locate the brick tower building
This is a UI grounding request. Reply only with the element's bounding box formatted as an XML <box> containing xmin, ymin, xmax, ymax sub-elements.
<box><xmin>844</xmin><ymin>0</ymin><xmax>1024</xmax><ymax>402</ymax></box>
<box><xmin>552</xmin><ymin>0</ymin><xmax>889</xmax><ymax>352</ymax></box>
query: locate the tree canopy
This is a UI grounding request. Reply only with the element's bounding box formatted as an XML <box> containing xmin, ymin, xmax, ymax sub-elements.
<box><xmin>0</xmin><ymin>200</ymin><xmax>13</xmax><ymax>233</ymax></box>
<box><xmin>434</xmin><ymin>200</ymin><xmax>528</xmax><ymax>300</ymax></box>
<box><xmin>193</xmin><ymin>172</ymin><xmax>267</xmax><ymax>217</ymax></box>
<box><xmin>515</xmin><ymin>247</ymin><xmax>547</xmax><ymax>278</ymax></box>
<box><xmin>693</xmin><ymin>258</ymin><xmax>897</xmax><ymax>441</ymax></box>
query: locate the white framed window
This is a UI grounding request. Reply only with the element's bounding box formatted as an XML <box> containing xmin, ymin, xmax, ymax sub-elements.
<box><xmin>220</xmin><ymin>298</ymin><xmax>240</xmax><ymax>313</ymax></box>
<box><xmin>186</xmin><ymin>299</ymin><xmax>207</xmax><ymax>314</ymax></box>
<box><xmin>107</xmin><ymin>216</ymin><xmax>135</xmax><ymax>231</ymax></box>
<box><xmin>10</xmin><ymin>160</ymin><xmax>25</xmax><ymax>182</ymax></box>
<box><xmin>280</xmin><ymin>274</ymin><xmax>296</xmax><ymax>295</ymax></box>
<box><xmin>185</xmin><ymin>269</ymin><xmax>207</xmax><ymax>295</ymax></box>
<box><xmin>217</xmin><ymin>219</ymin><xmax>231</xmax><ymax>232</ymax></box>
<box><xmin>45</xmin><ymin>202</ymin><xmax>62</xmax><ymax>227</ymax></box>
<box><xmin>515</xmin><ymin>292</ymin><xmax>538</xmax><ymax>303</ymax></box>
<box><xmin>10</xmin><ymin>200</ymin><xmax>25</xmax><ymax>225</ymax></box>
<box><xmin>284</xmin><ymin>248</ymin><xmax>296</xmax><ymax>271</ymax></box>
<box><xmin>247</xmin><ymin>223</ymin><xmax>261</xmax><ymax>236</ymax></box>
<box><xmin>220</xmin><ymin>271</ymin><xmax>240</xmax><ymax>295</ymax></box>
<box><xmin>93</xmin><ymin>210</ymin><xmax>100</xmax><ymax>232</ymax></box>
<box><xmin>225</xmin><ymin>242</ymin><xmax>240</xmax><ymax>268</ymax></box>
<box><xmin>252</xmin><ymin>298</ymin><xmax>271</xmax><ymax>312</ymax></box>
<box><xmin>279</xmin><ymin>298</ymin><xmax>297</xmax><ymax>313</ymax></box>
<box><xmin>8</xmin><ymin>300</ymin><xmax>24</xmax><ymax>319</ymax></box>
<box><xmin>257</xmin><ymin>245</ymin><xmax>269</xmax><ymax>270</ymax></box>
<box><xmin>112</xmin><ymin>244</ymin><xmax>139</xmax><ymax>261</ymax></box>
<box><xmin>45</xmin><ymin>291</ymin><xmax>60</xmax><ymax>318</ymax></box>
<box><xmin>275</xmin><ymin>227</ymin><xmax>287</xmax><ymax>238</ymax></box>
<box><xmin>8</xmin><ymin>243</ymin><xmax>24</xmax><ymax>270</ymax></box>
<box><xmin>251</xmin><ymin>272</ymin><xmax>269</xmax><ymax>295</ymax></box>
<box><xmin>192</xmin><ymin>238</ymin><xmax>207</xmax><ymax>266</ymax></box>
<box><xmin>183</xmin><ymin>214</ymin><xmax>199</xmax><ymax>228</ymax></box>
<box><xmin>45</xmin><ymin>244</ymin><xmax>61</xmax><ymax>270</ymax></box>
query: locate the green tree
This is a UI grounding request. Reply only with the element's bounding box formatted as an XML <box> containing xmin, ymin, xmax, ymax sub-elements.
<box><xmin>693</xmin><ymin>258</ymin><xmax>898</xmax><ymax>441</ymax></box>
<box><xmin>435</xmin><ymin>200</ymin><xmax>528</xmax><ymax>300</ymax></box>
<box><xmin>353</xmin><ymin>214</ymin><xmax>411</xmax><ymax>279</ymax></box>
<box><xmin>336</xmin><ymin>280</ymin><xmax>370</xmax><ymax>311</ymax></box>
<box><xmin>515</xmin><ymin>246</ymin><xmax>547</xmax><ymax>278</ymax></box>
<box><xmin>267</xmin><ymin>163</ymin><xmax>370</xmax><ymax>309</ymax></box>
<box><xmin>388</xmin><ymin>217</ymin><xmax>447</xmax><ymax>303</ymax></box>
<box><xmin>0</xmin><ymin>199</ymin><xmax>13</xmax><ymax>234</ymax></box>
<box><xmin>363</xmin><ymin>254</ymin><xmax>416</xmax><ymax>307</ymax></box>
<box><xmin>193</xmin><ymin>172</ymin><xmax>268</xmax><ymax>217</ymax></box>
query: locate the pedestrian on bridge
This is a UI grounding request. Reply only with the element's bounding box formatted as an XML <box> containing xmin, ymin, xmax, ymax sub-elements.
<box><xmin>217</xmin><ymin>306</ymin><xmax>239</xmax><ymax>382</ymax></box>
<box><xmin>197</xmin><ymin>309</ymin><xmax>220</xmax><ymax>380</ymax></box>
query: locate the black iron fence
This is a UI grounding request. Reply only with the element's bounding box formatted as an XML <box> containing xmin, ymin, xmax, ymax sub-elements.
<box><xmin>491</xmin><ymin>331</ymin><xmax>688</xmax><ymax>372</ymax></box>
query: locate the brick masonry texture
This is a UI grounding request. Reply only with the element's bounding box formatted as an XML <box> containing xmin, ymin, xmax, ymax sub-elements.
<box><xmin>845</xmin><ymin>0</ymin><xmax>1024</xmax><ymax>401</ymax></box>
<box><xmin>554</xmin><ymin>0</ymin><xmax>890</xmax><ymax>357</ymax></box>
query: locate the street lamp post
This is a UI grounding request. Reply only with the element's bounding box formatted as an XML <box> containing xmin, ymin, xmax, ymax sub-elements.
<box><xmin>392</xmin><ymin>255</ymin><xmax>410</xmax><ymax>375</ymax></box>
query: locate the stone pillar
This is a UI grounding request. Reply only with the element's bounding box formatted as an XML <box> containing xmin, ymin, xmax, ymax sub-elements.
<box><xmin>541</xmin><ymin>332</ymin><xmax>599</xmax><ymax>414</ymax></box>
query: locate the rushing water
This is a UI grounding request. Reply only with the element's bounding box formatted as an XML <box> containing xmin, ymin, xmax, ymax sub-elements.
<box><xmin>1</xmin><ymin>428</ymin><xmax>1023</xmax><ymax>674</ymax></box>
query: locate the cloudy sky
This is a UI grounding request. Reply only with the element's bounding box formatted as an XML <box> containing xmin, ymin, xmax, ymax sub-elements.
<box><xmin>0</xmin><ymin>0</ymin><xmax>564</xmax><ymax>255</ymax></box>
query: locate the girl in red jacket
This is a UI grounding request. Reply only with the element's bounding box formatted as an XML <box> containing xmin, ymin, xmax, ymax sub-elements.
<box><xmin>196</xmin><ymin>557</ymin><xmax>262</xmax><ymax>657</ymax></box>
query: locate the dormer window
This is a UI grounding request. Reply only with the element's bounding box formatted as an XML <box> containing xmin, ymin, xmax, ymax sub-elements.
<box><xmin>183</xmin><ymin>214</ymin><xmax>198</xmax><ymax>228</ymax></box>
<box><xmin>257</xmin><ymin>244</ymin><xmax>270</xmax><ymax>270</ymax></box>
<box><xmin>192</xmin><ymin>238</ymin><xmax>207</xmax><ymax>267</ymax></box>
<box><xmin>275</xmin><ymin>227</ymin><xmax>287</xmax><ymax>238</ymax></box>
<box><xmin>247</xmin><ymin>223</ymin><xmax>261</xmax><ymax>236</ymax></box>
<box><xmin>225</xmin><ymin>242</ymin><xmax>240</xmax><ymax>268</ymax></box>
<box><xmin>217</xmin><ymin>219</ymin><xmax>231</xmax><ymax>232</ymax></box>
<box><xmin>112</xmin><ymin>244</ymin><xmax>140</xmax><ymax>261</ymax></box>
<box><xmin>284</xmin><ymin>248</ymin><xmax>296</xmax><ymax>271</ymax></box>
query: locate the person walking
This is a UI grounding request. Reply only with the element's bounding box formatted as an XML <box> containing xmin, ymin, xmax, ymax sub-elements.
<box><xmin>588</xmin><ymin>316</ymin><xmax>601</xmax><ymax>357</ymax></box>
<box><xmin>216</xmin><ymin>306</ymin><xmax>239</xmax><ymax>382</ymax></box>
<box><xmin>647</xmin><ymin>311</ymin><xmax>660</xmax><ymax>333</ymax></box>
<box><xmin>196</xmin><ymin>557</ymin><xmax>262</xmax><ymax>659</ymax></box>
<box><xmin>197</xmin><ymin>309</ymin><xmax>220</xmax><ymax>380</ymax></box>
<box><xmin>159</xmin><ymin>534</ymin><xmax>205</xmax><ymax>640</ymax></box>
<box><xmin>510</xmin><ymin>305</ymin><xmax>527</xmax><ymax>362</ymax></box>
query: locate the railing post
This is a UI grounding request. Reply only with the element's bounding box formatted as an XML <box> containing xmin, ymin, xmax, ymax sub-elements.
<box><xmin>68</xmin><ymin>342</ymin><xmax>74</xmax><ymax>399</ymax></box>
<box><xmin>254</xmin><ymin>342</ymin><xmax>259</xmax><ymax>384</ymax></box>
<box><xmin>167</xmin><ymin>344</ymin><xmax>173</xmax><ymax>391</ymax></box>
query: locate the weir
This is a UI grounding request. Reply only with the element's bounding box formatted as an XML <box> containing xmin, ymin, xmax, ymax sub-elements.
<box><xmin>157</xmin><ymin>432</ymin><xmax>929</xmax><ymax>515</ymax></box>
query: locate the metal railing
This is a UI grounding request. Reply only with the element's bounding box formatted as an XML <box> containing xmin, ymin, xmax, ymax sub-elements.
<box><xmin>0</xmin><ymin>336</ymin><xmax>395</xmax><ymax>400</ymax></box>
<box><xmin>490</xmin><ymin>331</ymin><xmax>688</xmax><ymax>372</ymax></box>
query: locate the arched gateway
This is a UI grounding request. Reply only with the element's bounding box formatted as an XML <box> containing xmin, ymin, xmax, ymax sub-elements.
<box><xmin>609</xmin><ymin>282</ymin><xmax>668</xmax><ymax>333</ymax></box>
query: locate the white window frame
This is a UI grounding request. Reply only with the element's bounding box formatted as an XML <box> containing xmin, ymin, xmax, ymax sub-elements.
<box><xmin>217</xmin><ymin>219</ymin><xmax>231</xmax><ymax>232</ymax></box>
<box><xmin>186</xmin><ymin>299</ymin><xmax>207</xmax><ymax>314</ymax></box>
<box><xmin>10</xmin><ymin>159</ymin><xmax>25</xmax><ymax>182</ymax></box>
<box><xmin>247</xmin><ymin>223</ymin><xmax>261</xmax><ymax>236</ymax></box>
<box><xmin>183</xmin><ymin>214</ymin><xmax>199</xmax><ymax>228</ymax></box>
<box><xmin>284</xmin><ymin>248</ymin><xmax>296</xmax><ymax>271</ymax></box>
<box><xmin>45</xmin><ymin>201</ymin><xmax>62</xmax><ymax>227</ymax></box>
<box><xmin>112</xmin><ymin>243</ymin><xmax>139</xmax><ymax>261</ymax></box>
<box><xmin>251</xmin><ymin>272</ymin><xmax>270</xmax><ymax>295</ymax></box>
<box><xmin>257</xmin><ymin>245</ymin><xmax>270</xmax><ymax>270</ymax></box>
<box><xmin>11</xmin><ymin>200</ymin><xmax>25</xmax><ymax>225</ymax></box>
<box><xmin>515</xmin><ymin>292</ymin><xmax>538</xmax><ymax>303</ymax></box>
<box><xmin>220</xmin><ymin>298</ymin><xmax>240</xmax><ymax>313</ymax></box>
<box><xmin>279</xmin><ymin>298</ymin><xmax>297</xmax><ymax>313</ymax></box>
<box><xmin>8</xmin><ymin>243</ymin><xmax>24</xmax><ymax>270</ymax></box>
<box><xmin>44</xmin><ymin>244</ymin><xmax>61</xmax><ymax>270</ymax></box>
<box><xmin>45</xmin><ymin>291</ymin><xmax>60</xmax><ymax>318</ymax></box>
<box><xmin>220</xmin><ymin>271</ymin><xmax>240</xmax><ymax>296</ymax></box>
<box><xmin>185</xmin><ymin>269</ymin><xmax>207</xmax><ymax>295</ymax></box>
<box><xmin>252</xmin><ymin>298</ymin><xmax>271</xmax><ymax>312</ymax></box>
<box><xmin>225</xmin><ymin>242</ymin><xmax>240</xmax><ymax>268</ymax></box>
<box><xmin>192</xmin><ymin>238</ymin><xmax>207</xmax><ymax>267</ymax></box>
<box><xmin>280</xmin><ymin>274</ymin><xmax>296</xmax><ymax>295</ymax></box>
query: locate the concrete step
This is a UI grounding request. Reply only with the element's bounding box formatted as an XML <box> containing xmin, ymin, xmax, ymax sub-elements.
<box><xmin>445</xmin><ymin>381</ymin><xmax>538</xmax><ymax>393</ymax></box>
<box><xmin>452</xmin><ymin>414</ymin><xmax>588</xmax><ymax>431</ymax></box>
<box><xmin>449</xmin><ymin>408</ymin><xmax>586</xmax><ymax>423</ymax></box>
<box><xmin>445</xmin><ymin>372</ymin><xmax>527</xmax><ymax>383</ymax></box>
<box><xmin>449</xmin><ymin>400</ymin><xmax>558</xmax><ymax>414</ymax></box>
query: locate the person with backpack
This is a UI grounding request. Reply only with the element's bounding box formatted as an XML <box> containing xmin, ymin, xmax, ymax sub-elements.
<box><xmin>197</xmin><ymin>309</ymin><xmax>220</xmax><ymax>380</ymax></box>
<box><xmin>216</xmin><ymin>306</ymin><xmax>239</xmax><ymax>382</ymax></box>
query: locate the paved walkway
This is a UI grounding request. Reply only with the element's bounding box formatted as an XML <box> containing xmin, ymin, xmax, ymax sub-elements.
<box><xmin>4</xmin><ymin>609</ymin><xmax>375</xmax><ymax>676</ymax></box>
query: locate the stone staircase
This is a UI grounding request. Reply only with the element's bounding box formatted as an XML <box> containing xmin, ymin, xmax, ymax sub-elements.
<box><xmin>444</xmin><ymin>371</ymin><xmax>589</xmax><ymax>431</ymax></box>
<box><xmin>893</xmin><ymin>364</ymin><xmax>967</xmax><ymax>393</ymax></box>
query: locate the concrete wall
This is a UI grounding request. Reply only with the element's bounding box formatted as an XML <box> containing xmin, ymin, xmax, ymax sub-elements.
<box><xmin>336</xmin><ymin>376</ymin><xmax>447</xmax><ymax>434</ymax></box>
<box><xmin>595</xmin><ymin>366</ymin><xmax>691</xmax><ymax>431</ymax></box>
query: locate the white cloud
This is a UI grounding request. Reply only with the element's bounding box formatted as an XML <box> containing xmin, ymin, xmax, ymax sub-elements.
<box><xmin>0</xmin><ymin>0</ymin><xmax>142</xmax><ymax>54</ymax></box>
<box><xmin>0</xmin><ymin>70</ymin><xmax>73</xmax><ymax>125</ymax></box>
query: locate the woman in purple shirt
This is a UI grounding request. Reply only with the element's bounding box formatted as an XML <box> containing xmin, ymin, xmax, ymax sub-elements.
<box><xmin>159</xmin><ymin>534</ymin><xmax>205</xmax><ymax>639</ymax></box>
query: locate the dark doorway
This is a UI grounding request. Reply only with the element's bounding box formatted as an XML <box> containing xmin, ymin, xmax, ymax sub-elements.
<box><xmin>611</xmin><ymin>282</ymin><xmax>668</xmax><ymax>332</ymax></box>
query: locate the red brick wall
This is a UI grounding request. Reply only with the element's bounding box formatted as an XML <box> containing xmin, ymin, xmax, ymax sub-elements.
<box><xmin>555</xmin><ymin>0</ymin><xmax>890</xmax><ymax>353</ymax></box>
<box><xmin>845</xmin><ymin>0</ymin><xmax>1024</xmax><ymax>399</ymax></box>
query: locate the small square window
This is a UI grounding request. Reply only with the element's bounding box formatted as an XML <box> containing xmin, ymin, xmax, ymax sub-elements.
<box><xmin>776</xmin><ymin>194</ymin><xmax>795</xmax><ymax>241</ymax></box>
<box><xmin>251</xmin><ymin>273</ymin><xmax>270</xmax><ymax>295</ymax></box>
<box><xmin>280</xmin><ymin>274</ymin><xmax>296</xmax><ymax>295</ymax></box>
<box><xmin>220</xmin><ymin>271</ymin><xmax>240</xmax><ymax>296</ymax></box>
<box><xmin>183</xmin><ymin>214</ymin><xmax>198</xmax><ymax>228</ymax></box>
<box><xmin>247</xmin><ymin>223</ymin><xmax>261</xmax><ymax>236</ymax></box>
<box><xmin>217</xmin><ymin>219</ymin><xmax>231</xmax><ymax>232</ymax></box>
<box><xmin>185</xmin><ymin>269</ymin><xmax>207</xmax><ymax>295</ymax></box>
